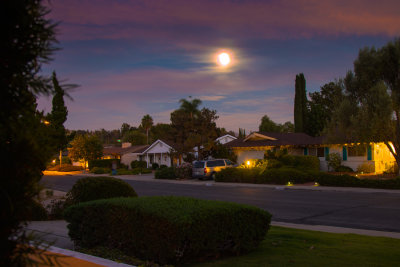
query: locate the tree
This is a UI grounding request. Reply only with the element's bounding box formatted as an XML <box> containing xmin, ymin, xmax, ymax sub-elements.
<box><xmin>47</xmin><ymin>72</ymin><xmax>68</xmax><ymax>166</ymax></box>
<box><xmin>307</xmin><ymin>81</ymin><xmax>344</xmax><ymax>136</ymax></box>
<box><xmin>294</xmin><ymin>73</ymin><xmax>308</xmax><ymax>132</ymax></box>
<box><xmin>68</xmin><ymin>135</ymin><xmax>103</xmax><ymax>169</ymax></box>
<box><xmin>179</xmin><ymin>97</ymin><xmax>202</xmax><ymax>119</ymax></box>
<box><xmin>1</xmin><ymin>0</ymin><xmax>59</xmax><ymax>264</ymax></box>
<box><xmin>141</xmin><ymin>114</ymin><xmax>153</xmax><ymax>144</ymax></box>
<box><xmin>326</xmin><ymin>39</ymin><xmax>400</xmax><ymax>173</ymax></box>
<box><xmin>238</xmin><ymin>128</ymin><xmax>246</xmax><ymax>138</ymax></box>
<box><xmin>259</xmin><ymin>115</ymin><xmax>294</xmax><ymax>133</ymax></box>
<box><xmin>150</xmin><ymin>123</ymin><xmax>174</xmax><ymax>143</ymax></box>
<box><xmin>259</xmin><ymin>115</ymin><xmax>281</xmax><ymax>132</ymax></box>
<box><xmin>122</xmin><ymin>130</ymin><xmax>147</xmax><ymax>145</ymax></box>
<box><xmin>120</xmin><ymin>123</ymin><xmax>132</xmax><ymax>138</ymax></box>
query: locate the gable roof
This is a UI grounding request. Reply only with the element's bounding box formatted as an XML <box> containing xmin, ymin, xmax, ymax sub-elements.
<box><xmin>141</xmin><ymin>139</ymin><xmax>177</xmax><ymax>154</ymax></box>
<box><xmin>225</xmin><ymin>132</ymin><xmax>323</xmax><ymax>148</ymax></box>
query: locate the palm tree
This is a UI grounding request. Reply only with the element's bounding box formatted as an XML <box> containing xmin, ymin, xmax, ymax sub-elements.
<box><xmin>179</xmin><ymin>97</ymin><xmax>202</xmax><ymax>119</ymax></box>
<box><xmin>141</xmin><ymin>114</ymin><xmax>153</xmax><ymax>144</ymax></box>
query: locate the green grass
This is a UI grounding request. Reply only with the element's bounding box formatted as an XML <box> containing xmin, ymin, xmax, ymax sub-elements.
<box><xmin>189</xmin><ymin>226</ymin><xmax>400</xmax><ymax>267</ymax></box>
<box><xmin>77</xmin><ymin>226</ymin><xmax>400</xmax><ymax>267</ymax></box>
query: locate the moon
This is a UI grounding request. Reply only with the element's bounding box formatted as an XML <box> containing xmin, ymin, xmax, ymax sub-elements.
<box><xmin>218</xmin><ymin>52</ymin><xmax>231</xmax><ymax>66</ymax></box>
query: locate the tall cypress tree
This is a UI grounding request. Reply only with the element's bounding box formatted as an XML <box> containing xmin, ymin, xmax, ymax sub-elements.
<box><xmin>48</xmin><ymin>72</ymin><xmax>68</xmax><ymax>166</ymax></box>
<box><xmin>294</xmin><ymin>73</ymin><xmax>307</xmax><ymax>132</ymax></box>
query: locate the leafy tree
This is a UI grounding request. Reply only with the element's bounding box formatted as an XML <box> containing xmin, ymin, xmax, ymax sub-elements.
<box><xmin>68</xmin><ymin>135</ymin><xmax>103</xmax><ymax>169</ymax></box>
<box><xmin>141</xmin><ymin>114</ymin><xmax>153</xmax><ymax>144</ymax></box>
<box><xmin>120</xmin><ymin>123</ymin><xmax>132</xmax><ymax>138</ymax></box>
<box><xmin>307</xmin><ymin>81</ymin><xmax>344</xmax><ymax>136</ymax></box>
<box><xmin>326</xmin><ymin>39</ymin><xmax>400</xmax><ymax>173</ymax></box>
<box><xmin>259</xmin><ymin>115</ymin><xmax>281</xmax><ymax>132</ymax></box>
<box><xmin>0</xmin><ymin>0</ymin><xmax>60</xmax><ymax>264</ymax></box>
<box><xmin>179</xmin><ymin>97</ymin><xmax>202</xmax><ymax>119</ymax></box>
<box><xmin>47</xmin><ymin>72</ymin><xmax>69</xmax><ymax>166</ymax></box>
<box><xmin>150</xmin><ymin>123</ymin><xmax>174</xmax><ymax>142</ymax></box>
<box><xmin>259</xmin><ymin>115</ymin><xmax>294</xmax><ymax>133</ymax></box>
<box><xmin>122</xmin><ymin>130</ymin><xmax>147</xmax><ymax>145</ymax></box>
<box><xmin>210</xmin><ymin>143</ymin><xmax>237</xmax><ymax>163</ymax></box>
<box><xmin>294</xmin><ymin>73</ymin><xmax>307</xmax><ymax>132</ymax></box>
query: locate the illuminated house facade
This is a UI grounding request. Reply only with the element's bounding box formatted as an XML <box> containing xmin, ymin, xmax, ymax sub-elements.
<box><xmin>225</xmin><ymin>132</ymin><xmax>397</xmax><ymax>173</ymax></box>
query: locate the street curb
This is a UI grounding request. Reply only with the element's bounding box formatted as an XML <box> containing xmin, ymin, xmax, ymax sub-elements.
<box><xmin>46</xmin><ymin>246</ymin><xmax>135</xmax><ymax>267</ymax></box>
<box><xmin>271</xmin><ymin>221</ymin><xmax>400</xmax><ymax>239</ymax></box>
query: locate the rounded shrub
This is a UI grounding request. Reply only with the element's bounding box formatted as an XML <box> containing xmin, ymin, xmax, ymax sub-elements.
<box><xmin>65</xmin><ymin>176</ymin><xmax>137</xmax><ymax>206</ymax></box>
<box><xmin>151</xmin><ymin>163</ymin><xmax>159</xmax><ymax>170</ymax></box>
<box><xmin>130</xmin><ymin>160</ymin><xmax>147</xmax><ymax>169</ymax></box>
<box><xmin>64</xmin><ymin>196</ymin><xmax>271</xmax><ymax>265</ymax></box>
<box><xmin>336</xmin><ymin>165</ymin><xmax>354</xmax><ymax>172</ymax></box>
<box><xmin>259</xmin><ymin>167</ymin><xmax>313</xmax><ymax>184</ymax></box>
<box><xmin>25</xmin><ymin>199</ymin><xmax>48</xmax><ymax>221</ymax></box>
<box><xmin>90</xmin><ymin>167</ymin><xmax>111</xmax><ymax>174</ymax></box>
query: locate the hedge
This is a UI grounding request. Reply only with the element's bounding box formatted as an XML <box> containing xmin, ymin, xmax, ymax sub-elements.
<box><xmin>65</xmin><ymin>176</ymin><xmax>137</xmax><ymax>206</ymax></box>
<box><xmin>130</xmin><ymin>160</ymin><xmax>147</xmax><ymax>169</ymax></box>
<box><xmin>155</xmin><ymin>167</ymin><xmax>176</xmax><ymax>179</ymax></box>
<box><xmin>215</xmin><ymin>167</ymin><xmax>400</xmax><ymax>189</ymax></box>
<box><xmin>88</xmin><ymin>159</ymin><xmax>120</xmax><ymax>170</ymax></box>
<box><xmin>64</xmin><ymin>196</ymin><xmax>271</xmax><ymax>264</ymax></box>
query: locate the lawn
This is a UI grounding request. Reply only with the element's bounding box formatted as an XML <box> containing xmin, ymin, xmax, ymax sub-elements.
<box><xmin>189</xmin><ymin>226</ymin><xmax>400</xmax><ymax>267</ymax></box>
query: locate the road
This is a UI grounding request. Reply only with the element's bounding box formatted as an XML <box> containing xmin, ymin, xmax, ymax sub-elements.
<box><xmin>41</xmin><ymin>174</ymin><xmax>400</xmax><ymax>233</ymax></box>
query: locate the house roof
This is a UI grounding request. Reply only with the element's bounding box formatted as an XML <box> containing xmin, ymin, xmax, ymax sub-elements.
<box><xmin>103</xmin><ymin>144</ymin><xmax>149</xmax><ymax>155</ymax></box>
<box><xmin>225</xmin><ymin>132</ymin><xmax>323</xmax><ymax>148</ymax></box>
<box><xmin>141</xmin><ymin>139</ymin><xmax>178</xmax><ymax>154</ymax></box>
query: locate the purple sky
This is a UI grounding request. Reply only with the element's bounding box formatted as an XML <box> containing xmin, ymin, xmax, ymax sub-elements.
<box><xmin>37</xmin><ymin>0</ymin><xmax>400</xmax><ymax>133</ymax></box>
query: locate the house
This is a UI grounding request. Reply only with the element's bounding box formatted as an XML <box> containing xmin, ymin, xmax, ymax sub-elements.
<box><xmin>215</xmin><ymin>134</ymin><xmax>237</xmax><ymax>144</ymax></box>
<box><xmin>103</xmin><ymin>143</ymin><xmax>150</xmax><ymax>167</ymax></box>
<box><xmin>225</xmin><ymin>132</ymin><xmax>397</xmax><ymax>173</ymax></box>
<box><xmin>138</xmin><ymin>139</ymin><xmax>178</xmax><ymax>168</ymax></box>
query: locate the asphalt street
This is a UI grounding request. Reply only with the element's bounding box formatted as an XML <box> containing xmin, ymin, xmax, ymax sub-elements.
<box><xmin>41</xmin><ymin>174</ymin><xmax>400</xmax><ymax>233</ymax></box>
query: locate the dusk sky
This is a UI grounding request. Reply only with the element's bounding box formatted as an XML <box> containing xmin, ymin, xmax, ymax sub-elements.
<box><xmin>37</xmin><ymin>0</ymin><xmax>400</xmax><ymax>133</ymax></box>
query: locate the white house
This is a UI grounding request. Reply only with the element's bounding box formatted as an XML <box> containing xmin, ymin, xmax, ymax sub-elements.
<box><xmin>225</xmin><ymin>132</ymin><xmax>397</xmax><ymax>173</ymax></box>
<box><xmin>215</xmin><ymin>134</ymin><xmax>237</xmax><ymax>144</ymax></box>
<box><xmin>139</xmin><ymin>139</ymin><xmax>177</xmax><ymax>168</ymax></box>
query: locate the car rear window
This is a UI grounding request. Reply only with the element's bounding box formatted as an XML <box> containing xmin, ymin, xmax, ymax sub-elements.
<box><xmin>207</xmin><ymin>160</ymin><xmax>225</xmax><ymax>167</ymax></box>
<box><xmin>193</xmin><ymin>161</ymin><xmax>205</xmax><ymax>168</ymax></box>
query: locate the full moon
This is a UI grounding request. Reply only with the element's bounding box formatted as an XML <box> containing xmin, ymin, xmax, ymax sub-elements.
<box><xmin>218</xmin><ymin>52</ymin><xmax>231</xmax><ymax>66</ymax></box>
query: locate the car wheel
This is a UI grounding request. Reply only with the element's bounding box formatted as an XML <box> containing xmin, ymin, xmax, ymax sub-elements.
<box><xmin>211</xmin><ymin>173</ymin><xmax>216</xmax><ymax>180</ymax></box>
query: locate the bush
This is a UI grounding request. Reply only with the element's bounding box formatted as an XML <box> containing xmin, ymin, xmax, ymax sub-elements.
<box><xmin>280</xmin><ymin>155</ymin><xmax>320</xmax><ymax>171</ymax></box>
<box><xmin>357</xmin><ymin>162</ymin><xmax>375</xmax><ymax>173</ymax></box>
<box><xmin>335</xmin><ymin>165</ymin><xmax>354</xmax><ymax>172</ymax></box>
<box><xmin>89</xmin><ymin>159</ymin><xmax>120</xmax><ymax>170</ymax></box>
<box><xmin>65</xmin><ymin>176</ymin><xmax>137</xmax><ymax>206</ymax></box>
<box><xmin>130</xmin><ymin>160</ymin><xmax>147</xmax><ymax>169</ymax></box>
<box><xmin>64</xmin><ymin>196</ymin><xmax>271</xmax><ymax>265</ymax></box>
<box><xmin>47</xmin><ymin>199</ymin><xmax>66</xmax><ymax>220</ymax></box>
<box><xmin>56</xmin><ymin>156</ymin><xmax>72</xmax><ymax>165</ymax></box>
<box><xmin>259</xmin><ymin>168</ymin><xmax>314</xmax><ymax>184</ymax></box>
<box><xmin>151</xmin><ymin>163</ymin><xmax>159</xmax><ymax>170</ymax></box>
<box><xmin>160</xmin><ymin>164</ymin><xmax>168</xmax><ymax>169</ymax></box>
<box><xmin>155</xmin><ymin>167</ymin><xmax>176</xmax><ymax>179</ymax></box>
<box><xmin>315</xmin><ymin>172</ymin><xmax>359</xmax><ymax>187</ymax></box>
<box><xmin>174</xmin><ymin>162</ymin><xmax>192</xmax><ymax>179</ymax></box>
<box><xmin>24</xmin><ymin>199</ymin><xmax>48</xmax><ymax>221</ymax></box>
<box><xmin>90</xmin><ymin>167</ymin><xmax>111</xmax><ymax>174</ymax></box>
<box><xmin>327</xmin><ymin>153</ymin><xmax>342</xmax><ymax>171</ymax></box>
<box><xmin>131</xmin><ymin>168</ymin><xmax>152</xmax><ymax>175</ymax></box>
<box><xmin>47</xmin><ymin>164</ymin><xmax>83</xmax><ymax>172</ymax></box>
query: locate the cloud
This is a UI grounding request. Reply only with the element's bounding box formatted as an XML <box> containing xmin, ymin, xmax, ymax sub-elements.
<box><xmin>199</xmin><ymin>95</ymin><xmax>227</xmax><ymax>101</ymax></box>
<box><xmin>47</xmin><ymin>0</ymin><xmax>400</xmax><ymax>42</ymax></box>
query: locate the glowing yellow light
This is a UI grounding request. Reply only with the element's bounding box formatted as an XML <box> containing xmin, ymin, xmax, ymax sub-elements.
<box><xmin>43</xmin><ymin>120</ymin><xmax>50</xmax><ymax>125</ymax></box>
<box><xmin>218</xmin><ymin>52</ymin><xmax>231</xmax><ymax>66</ymax></box>
<box><xmin>287</xmin><ymin>181</ymin><xmax>293</xmax><ymax>186</ymax></box>
<box><xmin>314</xmin><ymin>182</ymin><xmax>319</xmax><ymax>186</ymax></box>
<box><xmin>246</xmin><ymin>160</ymin><xmax>251</xmax><ymax>167</ymax></box>
<box><xmin>52</xmin><ymin>159</ymin><xmax>56</xmax><ymax>163</ymax></box>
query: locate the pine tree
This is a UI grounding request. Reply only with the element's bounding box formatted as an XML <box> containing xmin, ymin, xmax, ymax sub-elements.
<box><xmin>294</xmin><ymin>73</ymin><xmax>307</xmax><ymax>132</ymax></box>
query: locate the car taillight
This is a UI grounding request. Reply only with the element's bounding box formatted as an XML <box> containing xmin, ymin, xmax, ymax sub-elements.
<box><xmin>204</xmin><ymin>168</ymin><xmax>207</xmax><ymax>174</ymax></box>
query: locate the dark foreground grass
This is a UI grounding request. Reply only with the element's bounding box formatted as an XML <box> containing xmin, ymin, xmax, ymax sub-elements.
<box><xmin>78</xmin><ymin>226</ymin><xmax>400</xmax><ymax>267</ymax></box>
<box><xmin>190</xmin><ymin>226</ymin><xmax>400</xmax><ymax>267</ymax></box>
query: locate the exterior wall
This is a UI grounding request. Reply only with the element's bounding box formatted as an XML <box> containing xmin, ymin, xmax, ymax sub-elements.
<box><xmin>121</xmin><ymin>153</ymin><xmax>140</xmax><ymax>169</ymax></box>
<box><xmin>373</xmin><ymin>143</ymin><xmax>396</xmax><ymax>173</ymax></box>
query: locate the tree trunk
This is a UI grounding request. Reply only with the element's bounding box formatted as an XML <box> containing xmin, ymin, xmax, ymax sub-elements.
<box><xmin>59</xmin><ymin>150</ymin><xmax>62</xmax><ymax>167</ymax></box>
<box><xmin>384</xmin><ymin>142</ymin><xmax>400</xmax><ymax>175</ymax></box>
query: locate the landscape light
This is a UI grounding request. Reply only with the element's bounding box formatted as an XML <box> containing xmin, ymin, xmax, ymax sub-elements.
<box><xmin>246</xmin><ymin>160</ymin><xmax>251</xmax><ymax>167</ymax></box>
<box><xmin>314</xmin><ymin>182</ymin><xmax>319</xmax><ymax>186</ymax></box>
<box><xmin>287</xmin><ymin>181</ymin><xmax>293</xmax><ymax>186</ymax></box>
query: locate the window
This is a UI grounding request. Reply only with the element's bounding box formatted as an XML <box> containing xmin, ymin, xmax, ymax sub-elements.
<box><xmin>348</xmin><ymin>146</ymin><xmax>366</xmax><ymax>157</ymax></box>
<box><xmin>193</xmin><ymin>161</ymin><xmax>205</xmax><ymax>168</ymax></box>
<box><xmin>207</xmin><ymin>160</ymin><xmax>225</xmax><ymax>167</ymax></box>
<box><xmin>308</xmin><ymin>148</ymin><xmax>317</xmax><ymax>156</ymax></box>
